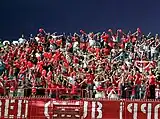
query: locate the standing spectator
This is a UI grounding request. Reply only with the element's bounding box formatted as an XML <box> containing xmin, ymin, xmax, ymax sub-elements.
<box><xmin>134</xmin><ymin>70</ymin><xmax>142</xmax><ymax>99</ymax></box>
<box><xmin>18</xmin><ymin>35</ymin><xmax>26</xmax><ymax>44</ymax></box>
<box><xmin>148</xmin><ymin>70</ymin><xmax>156</xmax><ymax>99</ymax></box>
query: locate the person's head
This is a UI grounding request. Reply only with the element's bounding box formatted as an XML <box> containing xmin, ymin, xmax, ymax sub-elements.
<box><xmin>156</xmin><ymin>84</ymin><xmax>160</xmax><ymax>89</ymax></box>
<box><xmin>112</xmin><ymin>84</ymin><xmax>116</xmax><ymax>89</ymax></box>
<box><xmin>149</xmin><ymin>70</ymin><xmax>154</xmax><ymax>75</ymax></box>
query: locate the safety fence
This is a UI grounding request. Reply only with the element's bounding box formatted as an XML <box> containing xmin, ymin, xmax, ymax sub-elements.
<box><xmin>5</xmin><ymin>87</ymin><xmax>160</xmax><ymax>100</ymax></box>
<box><xmin>0</xmin><ymin>97</ymin><xmax>159</xmax><ymax>119</ymax></box>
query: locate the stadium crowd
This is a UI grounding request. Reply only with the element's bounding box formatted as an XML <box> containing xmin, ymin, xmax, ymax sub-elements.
<box><xmin>0</xmin><ymin>28</ymin><xmax>160</xmax><ymax>100</ymax></box>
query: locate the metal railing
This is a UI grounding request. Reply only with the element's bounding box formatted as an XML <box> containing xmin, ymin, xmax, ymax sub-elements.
<box><xmin>1</xmin><ymin>87</ymin><xmax>160</xmax><ymax>100</ymax></box>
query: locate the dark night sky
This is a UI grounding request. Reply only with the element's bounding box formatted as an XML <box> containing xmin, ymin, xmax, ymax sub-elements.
<box><xmin>0</xmin><ymin>0</ymin><xmax>160</xmax><ymax>40</ymax></box>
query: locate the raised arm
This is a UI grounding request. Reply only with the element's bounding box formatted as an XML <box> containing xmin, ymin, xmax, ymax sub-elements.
<box><xmin>79</xmin><ymin>79</ymin><xmax>87</xmax><ymax>85</ymax></box>
<box><xmin>148</xmin><ymin>39</ymin><xmax>155</xmax><ymax>46</ymax></box>
<box><xmin>156</xmin><ymin>41</ymin><xmax>160</xmax><ymax>49</ymax></box>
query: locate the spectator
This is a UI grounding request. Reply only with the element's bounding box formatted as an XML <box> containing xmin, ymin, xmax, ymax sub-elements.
<box><xmin>0</xmin><ymin>28</ymin><xmax>159</xmax><ymax>100</ymax></box>
<box><xmin>18</xmin><ymin>35</ymin><xmax>26</xmax><ymax>44</ymax></box>
<box><xmin>148</xmin><ymin>70</ymin><xmax>156</xmax><ymax>99</ymax></box>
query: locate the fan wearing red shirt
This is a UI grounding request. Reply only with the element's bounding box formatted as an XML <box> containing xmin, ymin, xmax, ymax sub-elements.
<box><xmin>86</xmin><ymin>70</ymin><xmax>95</xmax><ymax>98</ymax></box>
<box><xmin>102</xmin><ymin>47</ymin><xmax>110</xmax><ymax>56</ymax></box>
<box><xmin>101</xmin><ymin>33</ymin><xmax>109</xmax><ymax>42</ymax></box>
<box><xmin>134</xmin><ymin>71</ymin><xmax>142</xmax><ymax>99</ymax></box>
<box><xmin>41</xmin><ymin>68</ymin><xmax>46</xmax><ymax>76</ymax></box>
<box><xmin>32</xmin><ymin>86</ymin><xmax>36</xmax><ymax>96</ymax></box>
<box><xmin>9</xmin><ymin>85</ymin><xmax>15</xmax><ymax>97</ymax></box>
<box><xmin>70</xmin><ymin>85</ymin><xmax>79</xmax><ymax>97</ymax></box>
<box><xmin>148</xmin><ymin>70</ymin><xmax>156</xmax><ymax>99</ymax></box>
<box><xmin>47</xmin><ymin>81</ymin><xmax>57</xmax><ymax>98</ymax></box>
<box><xmin>86</xmin><ymin>71</ymin><xmax>95</xmax><ymax>85</ymax></box>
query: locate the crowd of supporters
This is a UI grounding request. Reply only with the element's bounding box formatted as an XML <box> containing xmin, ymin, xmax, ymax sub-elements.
<box><xmin>0</xmin><ymin>28</ymin><xmax>160</xmax><ymax>100</ymax></box>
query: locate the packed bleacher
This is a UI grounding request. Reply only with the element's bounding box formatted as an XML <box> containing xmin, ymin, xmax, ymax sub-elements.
<box><xmin>0</xmin><ymin>28</ymin><xmax>160</xmax><ymax>100</ymax></box>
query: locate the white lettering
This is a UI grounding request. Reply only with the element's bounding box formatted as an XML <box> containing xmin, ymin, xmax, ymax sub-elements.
<box><xmin>154</xmin><ymin>104</ymin><xmax>160</xmax><ymax>119</ymax></box>
<box><xmin>147</xmin><ymin>103</ymin><xmax>152</xmax><ymax>119</ymax></box>
<box><xmin>120</xmin><ymin>102</ymin><xmax>123</xmax><ymax>119</ymax></box>
<box><xmin>75</xmin><ymin>101</ymin><xmax>80</xmax><ymax>105</ymax></box>
<box><xmin>25</xmin><ymin>100</ymin><xmax>28</xmax><ymax>118</ymax></box>
<box><xmin>9</xmin><ymin>99</ymin><xmax>15</xmax><ymax>118</ymax></box>
<box><xmin>141</xmin><ymin>103</ymin><xmax>152</xmax><ymax>119</ymax></box>
<box><xmin>128</xmin><ymin>103</ymin><xmax>160</xmax><ymax>119</ymax></box>
<box><xmin>83</xmin><ymin>101</ymin><xmax>88</xmax><ymax>118</ymax></box>
<box><xmin>4</xmin><ymin>99</ymin><xmax>9</xmax><ymax>118</ymax></box>
<box><xmin>127</xmin><ymin>103</ymin><xmax>133</xmax><ymax>113</ymax></box>
<box><xmin>97</xmin><ymin>102</ymin><xmax>102</xmax><ymax>118</ymax></box>
<box><xmin>92</xmin><ymin>102</ymin><xmax>96</xmax><ymax>119</ymax></box>
<box><xmin>44</xmin><ymin>101</ymin><xmax>51</xmax><ymax>119</ymax></box>
<box><xmin>141</xmin><ymin>103</ymin><xmax>146</xmax><ymax>114</ymax></box>
<box><xmin>17</xmin><ymin>100</ymin><xmax>22</xmax><ymax>118</ymax></box>
<box><xmin>133</xmin><ymin>103</ymin><xmax>138</xmax><ymax>119</ymax></box>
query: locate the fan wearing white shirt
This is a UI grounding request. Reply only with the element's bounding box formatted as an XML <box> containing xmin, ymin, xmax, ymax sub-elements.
<box><xmin>3</xmin><ymin>40</ymin><xmax>10</xmax><ymax>46</ymax></box>
<box><xmin>88</xmin><ymin>35</ymin><xmax>95</xmax><ymax>47</ymax></box>
<box><xmin>150</xmin><ymin>43</ymin><xmax>160</xmax><ymax>60</ymax></box>
<box><xmin>12</xmin><ymin>41</ymin><xmax>19</xmax><ymax>46</ymax></box>
<box><xmin>18</xmin><ymin>35</ymin><xmax>26</xmax><ymax>44</ymax></box>
<box><xmin>68</xmin><ymin>76</ymin><xmax>76</xmax><ymax>86</ymax></box>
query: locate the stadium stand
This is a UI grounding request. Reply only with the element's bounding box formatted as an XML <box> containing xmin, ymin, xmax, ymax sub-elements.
<box><xmin>0</xmin><ymin>28</ymin><xmax>160</xmax><ymax>100</ymax></box>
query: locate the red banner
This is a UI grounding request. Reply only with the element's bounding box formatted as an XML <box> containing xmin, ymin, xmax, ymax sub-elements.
<box><xmin>83</xmin><ymin>99</ymin><xmax>121</xmax><ymax>119</ymax></box>
<box><xmin>0</xmin><ymin>98</ymin><xmax>159</xmax><ymax>119</ymax></box>
<box><xmin>125</xmin><ymin>100</ymin><xmax>160</xmax><ymax>119</ymax></box>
